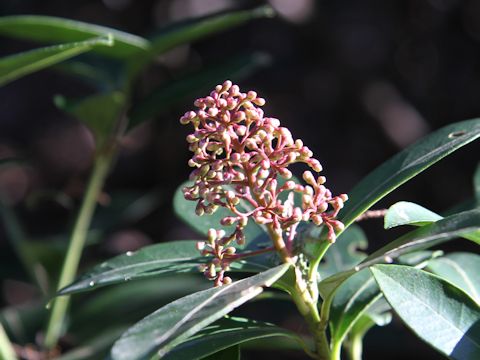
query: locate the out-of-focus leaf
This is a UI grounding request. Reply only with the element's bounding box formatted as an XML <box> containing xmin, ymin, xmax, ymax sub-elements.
<box><xmin>202</xmin><ymin>345</ymin><xmax>240</xmax><ymax>360</ymax></box>
<box><xmin>317</xmin><ymin>225</ymin><xmax>368</xmax><ymax>279</ymax></box>
<box><xmin>173</xmin><ymin>181</ymin><xmax>266</xmax><ymax>244</ymax></box>
<box><xmin>56</xmin><ymin>327</ymin><xmax>125</xmax><ymax>360</ymax></box>
<box><xmin>149</xmin><ymin>6</ymin><xmax>273</xmax><ymax>55</ymax></box>
<box><xmin>338</xmin><ymin>119</ymin><xmax>480</xmax><ymax>229</ymax></box>
<box><xmin>318</xmin><ymin>209</ymin><xmax>480</xmax><ymax>300</ymax></box>
<box><xmin>59</xmin><ymin>241</ymin><xmax>268</xmax><ymax>295</ymax></box>
<box><xmin>0</xmin><ymin>15</ymin><xmax>148</xmax><ymax>58</ymax></box>
<box><xmin>162</xmin><ymin>317</ymin><xmax>302</xmax><ymax>360</ymax></box>
<box><xmin>110</xmin><ymin>264</ymin><xmax>290</xmax><ymax>360</ymax></box>
<box><xmin>54</xmin><ymin>91</ymin><xmax>125</xmax><ymax>147</ymax></box>
<box><xmin>426</xmin><ymin>252</ymin><xmax>480</xmax><ymax>304</ymax></box>
<box><xmin>128</xmin><ymin>52</ymin><xmax>270</xmax><ymax>128</ymax></box>
<box><xmin>0</xmin><ymin>36</ymin><xmax>113</xmax><ymax>86</ymax></box>
<box><xmin>0</xmin><ymin>302</ymin><xmax>45</xmax><ymax>344</ymax></box>
<box><xmin>371</xmin><ymin>264</ymin><xmax>480</xmax><ymax>360</ymax></box>
<box><xmin>384</xmin><ymin>201</ymin><xmax>442</xmax><ymax>229</ymax></box>
<box><xmin>0</xmin><ymin>323</ymin><xmax>17</xmax><ymax>360</ymax></box>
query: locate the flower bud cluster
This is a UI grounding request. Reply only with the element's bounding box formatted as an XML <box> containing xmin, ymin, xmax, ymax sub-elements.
<box><xmin>181</xmin><ymin>81</ymin><xmax>347</xmax><ymax>285</ymax></box>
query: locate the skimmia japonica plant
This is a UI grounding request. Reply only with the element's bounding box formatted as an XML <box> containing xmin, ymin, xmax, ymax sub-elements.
<box><xmin>0</xmin><ymin>6</ymin><xmax>480</xmax><ymax>360</ymax></box>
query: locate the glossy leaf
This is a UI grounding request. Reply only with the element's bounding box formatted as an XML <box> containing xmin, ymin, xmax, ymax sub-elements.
<box><xmin>317</xmin><ymin>225</ymin><xmax>368</xmax><ymax>279</ymax></box>
<box><xmin>110</xmin><ymin>264</ymin><xmax>290</xmax><ymax>360</ymax></box>
<box><xmin>362</xmin><ymin>209</ymin><xmax>480</xmax><ymax>268</ymax></box>
<box><xmin>59</xmin><ymin>240</ymin><xmax>270</xmax><ymax>295</ymax></box>
<box><xmin>384</xmin><ymin>201</ymin><xmax>442</xmax><ymax>229</ymax></box>
<box><xmin>338</xmin><ymin>119</ymin><xmax>480</xmax><ymax>229</ymax></box>
<box><xmin>162</xmin><ymin>317</ymin><xmax>301</xmax><ymax>360</ymax></box>
<box><xmin>0</xmin><ymin>15</ymin><xmax>148</xmax><ymax>58</ymax></box>
<box><xmin>426</xmin><ymin>252</ymin><xmax>480</xmax><ymax>304</ymax></box>
<box><xmin>475</xmin><ymin>163</ymin><xmax>480</xmax><ymax>201</ymax></box>
<box><xmin>318</xmin><ymin>209</ymin><xmax>480</xmax><ymax>299</ymax></box>
<box><xmin>371</xmin><ymin>264</ymin><xmax>480</xmax><ymax>359</ymax></box>
<box><xmin>55</xmin><ymin>91</ymin><xmax>125</xmax><ymax>147</ymax></box>
<box><xmin>128</xmin><ymin>52</ymin><xmax>270</xmax><ymax>128</ymax></box>
<box><xmin>329</xmin><ymin>269</ymin><xmax>381</xmax><ymax>345</ymax></box>
<box><xmin>0</xmin><ymin>36</ymin><xmax>113</xmax><ymax>86</ymax></box>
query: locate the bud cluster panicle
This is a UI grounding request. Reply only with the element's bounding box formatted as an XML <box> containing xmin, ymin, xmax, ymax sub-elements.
<box><xmin>181</xmin><ymin>81</ymin><xmax>347</xmax><ymax>285</ymax></box>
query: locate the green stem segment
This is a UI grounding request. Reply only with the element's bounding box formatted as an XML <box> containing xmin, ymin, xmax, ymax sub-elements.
<box><xmin>0</xmin><ymin>324</ymin><xmax>17</xmax><ymax>360</ymax></box>
<box><xmin>44</xmin><ymin>150</ymin><xmax>113</xmax><ymax>349</ymax></box>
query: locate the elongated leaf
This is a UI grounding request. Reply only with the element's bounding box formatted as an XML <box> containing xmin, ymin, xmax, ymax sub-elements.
<box><xmin>163</xmin><ymin>317</ymin><xmax>301</xmax><ymax>360</ymax></box>
<box><xmin>0</xmin><ymin>36</ymin><xmax>113</xmax><ymax>86</ymax></box>
<box><xmin>427</xmin><ymin>253</ymin><xmax>480</xmax><ymax>304</ymax></box>
<box><xmin>149</xmin><ymin>6</ymin><xmax>274</xmax><ymax>56</ymax></box>
<box><xmin>329</xmin><ymin>270</ymin><xmax>381</xmax><ymax>344</ymax></box>
<box><xmin>371</xmin><ymin>264</ymin><xmax>480</xmax><ymax>359</ymax></box>
<box><xmin>339</xmin><ymin>119</ymin><xmax>480</xmax><ymax>228</ymax></box>
<box><xmin>55</xmin><ymin>91</ymin><xmax>125</xmax><ymax>147</ymax></box>
<box><xmin>474</xmin><ymin>163</ymin><xmax>480</xmax><ymax>201</ymax></box>
<box><xmin>128</xmin><ymin>53</ymin><xmax>269</xmax><ymax>128</ymax></box>
<box><xmin>173</xmin><ymin>181</ymin><xmax>266</xmax><ymax>243</ymax></box>
<box><xmin>0</xmin><ymin>15</ymin><xmax>148</xmax><ymax>58</ymax></box>
<box><xmin>0</xmin><ymin>323</ymin><xmax>16</xmax><ymax>360</ymax></box>
<box><xmin>384</xmin><ymin>201</ymin><xmax>442</xmax><ymax>229</ymax></box>
<box><xmin>59</xmin><ymin>240</ymin><xmax>269</xmax><ymax>295</ymax></box>
<box><xmin>203</xmin><ymin>346</ymin><xmax>240</xmax><ymax>360</ymax></box>
<box><xmin>318</xmin><ymin>209</ymin><xmax>480</xmax><ymax>299</ymax></box>
<box><xmin>362</xmin><ymin>209</ymin><xmax>480</xmax><ymax>268</ymax></box>
<box><xmin>110</xmin><ymin>264</ymin><xmax>290</xmax><ymax>360</ymax></box>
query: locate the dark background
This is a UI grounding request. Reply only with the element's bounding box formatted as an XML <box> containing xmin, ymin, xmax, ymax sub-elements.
<box><xmin>1</xmin><ymin>0</ymin><xmax>479</xmax><ymax>359</ymax></box>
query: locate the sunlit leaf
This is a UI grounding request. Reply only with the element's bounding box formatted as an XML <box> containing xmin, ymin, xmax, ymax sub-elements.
<box><xmin>0</xmin><ymin>36</ymin><xmax>113</xmax><ymax>86</ymax></box>
<box><xmin>384</xmin><ymin>201</ymin><xmax>442</xmax><ymax>229</ymax></box>
<box><xmin>0</xmin><ymin>15</ymin><xmax>148</xmax><ymax>58</ymax></box>
<box><xmin>110</xmin><ymin>264</ymin><xmax>290</xmax><ymax>360</ymax></box>
<box><xmin>426</xmin><ymin>252</ymin><xmax>480</xmax><ymax>304</ymax></box>
<box><xmin>339</xmin><ymin>119</ymin><xmax>480</xmax><ymax>229</ymax></box>
<box><xmin>371</xmin><ymin>264</ymin><xmax>480</xmax><ymax>360</ymax></box>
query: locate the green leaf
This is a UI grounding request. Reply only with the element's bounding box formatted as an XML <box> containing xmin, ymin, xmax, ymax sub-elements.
<box><xmin>339</xmin><ymin>119</ymin><xmax>480</xmax><ymax>229</ymax></box>
<box><xmin>475</xmin><ymin>163</ymin><xmax>480</xmax><ymax>201</ymax></box>
<box><xmin>58</xmin><ymin>241</ymin><xmax>201</xmax><ymax>295</ymax></box>
<box><xmin>318</xmin><ymin>209</ymin><xmax>480</xmax><ymax>300</ymax></box>
<box><xmin>128</xmin><ymin>52</ymin><xmax>270</xmax><ymax>128</ymax></box>
<box><xmin>317</xmin><ymin>225</ymin><xmax>368</xmax><ymax>279</ymax></box>
<box><xmin>384</xmin><ymin>201</ymin><xmax>442</xmax><ymax>229</ymax></box>
<box><xmin>329</xmin><ymin>269</ymin><xmax>381</xmax><ymax>345</ymax></box>
<box><xmin>54</xmin><ymin>91</ymin><xmax>125</xmax><ymax>147</ymax></box>
<box><xmin>362</xmin><ymin>209</ymin><xmax>480</xmax><ymax>268</ymax></box>
<box><xmin>149</xmin><ymin>6</ymin><xmax>274</xmax><ymax>56</ymax></box>
<box><xmin>426</xmin><ymin>252</ymin><xmax>480</xmax><ymax>304</ymax></box>
<box><xmin>162</xmin><ymin>317</ymin><xmax>301</xmax><ymax>360</ymax></box>
<box><xmin>0</xmin><ymin>36</ymin><xmax>113</xmax><ymax>87</ymax></box>
<box><xmin>202</xmin><ymin>345</ymin><xmax>240</xmax><ymax>360</ymax></box>
<box><xmin>110</xmin><ymin>264</ymin><xmax>290</xmax><ymax>360</ymax></box>
<box><xmin>0</xmin><ymin>323</ymin><xmax>17</xmax><ymax>360</ymax></box>
<box><xmin>0</xmin><ymin>15</ymin><xmax>149</xmax><ymax>58</ymax></box>
<box><xmin>59</xmin><ymin>240</ymin><xmax>269</xmax><ymax>295</ymax></box>
<box><xmin>371</xmin><ymin>264</ymin><xmax>480</xmax><ymax>360</ymax></box>
<box><xmin>173</xmin><ymin>181</ymin><xmax>266</xmax><ymax>243</ymax></box>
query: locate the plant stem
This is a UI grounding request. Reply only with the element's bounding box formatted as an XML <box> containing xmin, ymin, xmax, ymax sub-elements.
<box><xmin>331</xmin><ymin>340</ymin><xmax>342</xmax><ymax>360</ymax></box>
<box><xmin>44</xmin><ymin>150</ymin><xmax>113</xmax><ymax>348</ymax></box>
<box><xmin>0</xmin><ymin>323</ymin><xmax>17</xmax><ymax>360</ymax></box>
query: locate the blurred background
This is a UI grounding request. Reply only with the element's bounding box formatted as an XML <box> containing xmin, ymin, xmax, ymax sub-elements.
<box><xmin>0</xmin><ymin>0</ymin><xmax>479</xmax><ymax>359</ymax></box>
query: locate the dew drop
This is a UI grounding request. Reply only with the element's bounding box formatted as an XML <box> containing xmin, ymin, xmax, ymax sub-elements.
<box><xmin>89</xmin><ymin>281</ymin><xmax>95</xmax><ymax>287</ymax></box>
<box><xmin>384</xmin><ymin>256</ymin><xmax>393</xmax><ymax>263</ymax></box>
<box><xmin>354</xmin><ymin>265</ymin><xmax>360</xmax><ymax>272</ymax></box>
<box><xmin>100</xmin><ymin>262</ymin><xmax>108</xmax><ymax>268</ymax></box>
<box><xmin>448</xmin><ymin>131</ymin><xmax>466</xmax><ymax>138</ymax></box>
<box><xmin>45</xmin><ymin>301</ymin><xmax>52</xmax><ymax>309</ymax></box>
<box><xmin>124</xmin><ymin>276</ymin><xmax>131</xmax><ymax>281</ymax></box>
<box><xmin>126</xmin><ymin>251</ymin><xmax>134</xmax><ymax>256</ymax></box>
